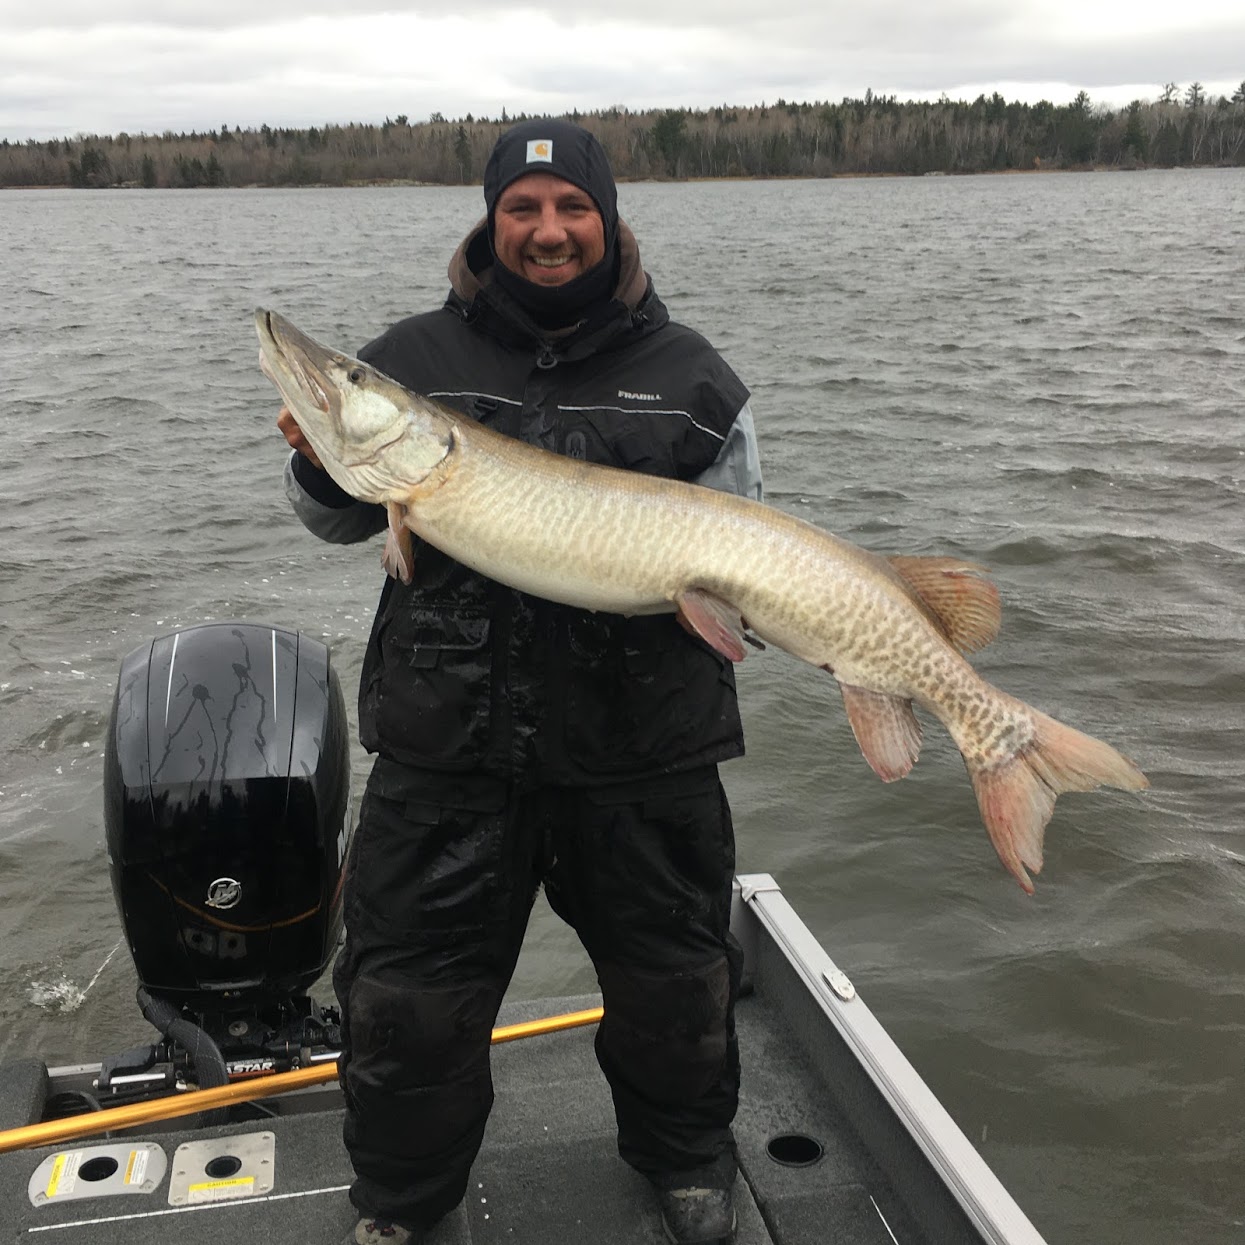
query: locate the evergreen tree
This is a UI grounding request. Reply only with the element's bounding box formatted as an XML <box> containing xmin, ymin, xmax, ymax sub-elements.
<box><xmin>1123</xmin><ymin>101</ymin><xmax>1148</xmax><ymax>161</ymax></box>
<box><xmin>1151</xmin><ymin>119</ymin><xmax>1181</xmax><ymax>166</ymax></box>
<box><xmin>68</xmin><ymin>145</ymin><xmax>111</xmax><ymax>188</ymax></box>
<box><xmin>651</xmin><ymin>109</ymin><xmax>687</xmax><ymax>176</ymax></box>
<box><xmin>1059</xmin><ymin>92</ymin><xmax>1097</xmax><ymax>163</ymax></box>
<box><xmin>454</xmin><ymin>124</ymin><xmax>471</xmax><ymax>181</ymax></box>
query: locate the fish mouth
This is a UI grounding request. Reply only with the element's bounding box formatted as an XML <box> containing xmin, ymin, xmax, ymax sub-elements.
<box><xmin>256</xmin><ymin>307</ymin><xmax>409</xmax><ymax>470</ymax></box>
<box><xmin>257</xmin><ymin>309</ymin><xmax>333</xmax><ymax>414</ymax></box>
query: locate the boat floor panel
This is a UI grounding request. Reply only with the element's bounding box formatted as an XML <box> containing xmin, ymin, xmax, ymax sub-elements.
<box><xmin>2</xmin><ymin>992</ymin><xmax>913</xmax><ymax>1244</ymax></box>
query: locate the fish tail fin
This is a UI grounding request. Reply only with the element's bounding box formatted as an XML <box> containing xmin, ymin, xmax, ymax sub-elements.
<box><xmin>966</xmin><ymin>706</ymin><xmax>1148</xmax><ymax>894</ymax></box>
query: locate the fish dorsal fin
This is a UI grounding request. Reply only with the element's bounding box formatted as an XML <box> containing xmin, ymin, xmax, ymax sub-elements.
<box><xmin>838</xmin><ymin>683</ymin><xmax>923</xmax><ymax>782</ymax></box>
<box><xmin>381</xmin><ymin>502</ymin><xmax>415</xmax><ymax>584</ymax></box>
<box><xmin>887</xmin><ymin>556</ymin><xmax>1001</xmax><ymax>654</ymax></box>
<box><xmin>675</xmin><ymin>589</ymin><xmax>748</xmax><ymax>662</ymax></box>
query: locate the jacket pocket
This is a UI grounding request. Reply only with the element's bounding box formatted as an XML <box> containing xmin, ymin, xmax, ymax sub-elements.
<box><xmin>561</xmin><ymin>614</ymin><xmax>738</xmax><ymax>777</ymax></box>
<box><xmin>364</xmin><ymin>608</ymin><xmax>494</xmax><ymax>769</ymax></box>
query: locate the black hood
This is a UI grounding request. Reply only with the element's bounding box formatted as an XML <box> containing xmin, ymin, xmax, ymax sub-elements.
<box><xmin>482</xmin><ymin>120</ymin><xmax>621</xmax><ymax>329</ymax></box>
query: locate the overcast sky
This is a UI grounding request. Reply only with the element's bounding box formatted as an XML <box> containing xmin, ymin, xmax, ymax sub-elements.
<box><xmin>3</xmin><ymin>0</ymin><xmax>1243</xmax><ymax>142</ymax></box>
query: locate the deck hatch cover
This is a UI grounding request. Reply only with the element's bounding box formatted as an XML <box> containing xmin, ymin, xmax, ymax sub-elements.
<box><xmin>28</xmin><ymin>1142</ymin><xmax>167</xmax><ymax>1206</ymax></box>
<box><xmin>168</xmin><ymin>1130</ymin><xmax>275</xmax><ymax>1205</ymax></box>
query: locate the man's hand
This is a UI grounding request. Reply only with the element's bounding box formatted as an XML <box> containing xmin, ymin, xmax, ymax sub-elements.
<box><xmin>277</xmin><ymin>407</ymin><xmax>323</xmax><ymax>469</ymax></box>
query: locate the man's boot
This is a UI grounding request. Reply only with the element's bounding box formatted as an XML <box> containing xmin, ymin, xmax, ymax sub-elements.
<box><xmin>656</xmin><ymin>1183</ymin><xmax>737</xmax><ymax>1244</ymax></box>
<box><xmin>341</xmin><ymin>1218</ymin><xmax>418</xmax><ymax>1244</ymax></box>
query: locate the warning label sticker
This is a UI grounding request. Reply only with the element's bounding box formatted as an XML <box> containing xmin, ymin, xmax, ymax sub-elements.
<box><xmin>46</xmin><ymin>1151</ymin><xmax>81</xmax><ymax>1198</ymax></box>
<box><xmin>187</xmin><ymin>1176</ymin><xmax>256</xmax><ymax>1204</ymax></box>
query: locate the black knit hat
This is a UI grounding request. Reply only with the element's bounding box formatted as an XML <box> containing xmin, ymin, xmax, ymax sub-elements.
<box><xmin>483</xmin><ymin>119</ymin><xmax>619</xmax><ymax>252</ymax></box>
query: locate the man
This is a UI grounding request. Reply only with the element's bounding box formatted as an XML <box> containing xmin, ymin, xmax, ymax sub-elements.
<box><xmin>279</xmin><ymin>119</ymin><xmax>762</xmax><ymax>1245</ymax></box>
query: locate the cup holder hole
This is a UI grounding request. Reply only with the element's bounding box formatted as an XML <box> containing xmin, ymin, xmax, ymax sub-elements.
<box><xmin>79</xmin><ymin>1156</ymin><xmax>119</xmax><ymax>1182</ymax></box>
<box><xmin>766</xmin><ymin>1133</ymin><xmax>824</xmax><ymax>1167</ymax></box>
<box><xmin>205</xmin><ymin>1155</ymin><xmax>242</xmax><ymax>1180</ymax></box>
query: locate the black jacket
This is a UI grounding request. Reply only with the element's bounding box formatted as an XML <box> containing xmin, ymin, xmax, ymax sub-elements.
<box><xmin>291</xmin><ymin>226</ymin><xmax>752</xmax><ymax>785</ymax></box>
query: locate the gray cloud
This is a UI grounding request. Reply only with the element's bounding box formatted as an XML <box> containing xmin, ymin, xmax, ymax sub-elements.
<box><xmin>2</xmin><ymin>2</ymin><xmax>1242</xmax><ymax>141</ymax></box>
<box><xmin>7</xmin><ymin>0</ymin><xmax>985</xmax><ymax>31</ymax></box>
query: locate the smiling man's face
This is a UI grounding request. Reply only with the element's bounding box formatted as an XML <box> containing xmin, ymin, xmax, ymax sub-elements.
<box><xmin>492</xmin><ymin>172</ymin><xmax>606</xmax><ymax>287</ymax></box>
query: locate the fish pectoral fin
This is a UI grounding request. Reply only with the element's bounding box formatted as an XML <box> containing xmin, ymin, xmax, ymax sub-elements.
<box><xmin>675</xmin><ymin>589</ymin><xmax>748</xmax><ymax>662</ymax></box>
<box><xmin>887</xmin><ymin>556</ymin><xmax>1002</xmax><ymax>654</ymax></box>
<box><xmin>381</xmin><ymin>502</ymin><xmax>415</xmax><ymax>584</ymax></box>
<box><xmin>839</xmin><ymin>684</ymin><xmax>922</xmax><ymax>782</ymax></box>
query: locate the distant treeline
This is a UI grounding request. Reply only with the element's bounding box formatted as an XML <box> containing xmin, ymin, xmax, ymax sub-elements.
<box><xmin>3</xmin><ymin>84</ymin><xmax>1245</xmax><ymax>189</ymax></box>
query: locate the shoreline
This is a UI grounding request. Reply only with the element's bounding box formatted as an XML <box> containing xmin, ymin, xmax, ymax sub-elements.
<box><xmin>1</xmin><ymin>163</ymin><xmax>1225</xmax><ymax>192</ymax></box>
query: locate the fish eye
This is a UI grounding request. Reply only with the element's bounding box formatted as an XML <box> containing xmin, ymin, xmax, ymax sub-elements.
<box><xmin>348</xmin><ymin>368</ymin><xmax>364</xmax><ymax>384</ymax></box>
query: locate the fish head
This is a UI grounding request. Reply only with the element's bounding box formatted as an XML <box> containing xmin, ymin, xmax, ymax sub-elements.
<box><xmin>255</xmin><ymin>308</ymin><xmax>453</xmax><ymax>502</ymax></box>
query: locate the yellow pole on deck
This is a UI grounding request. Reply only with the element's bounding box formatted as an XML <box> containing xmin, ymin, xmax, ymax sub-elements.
<box><xmin>0</xmin><ymin>1005</ymin><xmax>603</xmax><ymax>1156</ymax></box>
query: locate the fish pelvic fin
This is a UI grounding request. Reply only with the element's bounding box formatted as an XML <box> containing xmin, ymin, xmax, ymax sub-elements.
<box><xmin>381</xmin><ymin>502</ymin><xmax>415</xmax><ymax>584</ymax></box>
<box><xmin>968</xmin><ymin>707</ymin><xmax>1148</xmax><ymax>894</ymax></box>
<box><xmin>887</xmin><ymin>556</ymin><xmax>1001</xmax><ymax>654</ymax></box>
<box><xmin>676</xmin><ymin>589</ymin><xmax>748</xmax><ymax>662</ymax></box>
<box><xmin>839</xmin><ymin>684</ymin><xmax>923</xmax><ymax>782</ymax></box>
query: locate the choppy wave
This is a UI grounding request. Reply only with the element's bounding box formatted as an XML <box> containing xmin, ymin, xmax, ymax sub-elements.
<box><xmin>2</xmin><ymin>172</ymin><xmax>1243</xmax><ymax>1244</ymax></box>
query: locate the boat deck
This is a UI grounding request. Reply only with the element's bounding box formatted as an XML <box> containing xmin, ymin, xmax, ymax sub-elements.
<box><xmin>0</xmin><ymin>880</ymin><xmax>1041</xmax><ymax>1244</ymax></box>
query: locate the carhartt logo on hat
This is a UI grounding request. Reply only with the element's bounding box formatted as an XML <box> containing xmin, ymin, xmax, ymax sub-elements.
<box><xmin>526</xmin><ymin>139</ymin><xmax>553</xmax><ymax>163</ymax></box>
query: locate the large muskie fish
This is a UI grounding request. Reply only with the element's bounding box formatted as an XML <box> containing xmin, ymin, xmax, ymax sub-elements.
<box><xmin>256</xmin><ymin>308</ymin><xmax>1146</xmax><ymax>893</ymax></box>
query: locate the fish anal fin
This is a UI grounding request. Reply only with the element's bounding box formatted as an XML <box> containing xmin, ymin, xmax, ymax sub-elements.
<box><xmin>382</xmin><ymin>502</ymin><xmax>415</xmax><ymax>584</ymax></box>
<box><xmin>839</xmin><ymin>684</ymin><xmax>922</xmax><ymax>782</ymax></box>
<box><xmin>675</xmin><ymin>589</ymin><xmax>747</xmax><ymax>663</ymax></box>
<box><xmin>888</xmin><ymin>556</ymin><xmax>1001</xmax><ymax>654</ymax></box>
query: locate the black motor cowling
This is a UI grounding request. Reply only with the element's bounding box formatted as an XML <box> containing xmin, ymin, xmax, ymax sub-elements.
<box><xmin>104</xmin><ymin>623</ymin><xmax>351</xmax><ymax>1011</ymax></box>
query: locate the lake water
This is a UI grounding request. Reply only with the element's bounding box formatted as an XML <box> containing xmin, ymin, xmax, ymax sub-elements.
<box><xmin>2</xmin><ymin>169</ymin><xmax>1243</xmax><ymax>1242</ymax></box>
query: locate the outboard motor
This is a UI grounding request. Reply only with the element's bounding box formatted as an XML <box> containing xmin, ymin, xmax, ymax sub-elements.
<box><xmin>99</xmin><ymin>622</ymin><xmax>351</xmax><ymax>1098</ymax></box>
